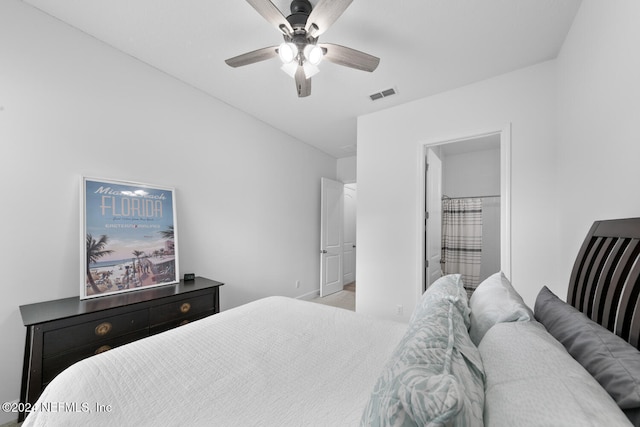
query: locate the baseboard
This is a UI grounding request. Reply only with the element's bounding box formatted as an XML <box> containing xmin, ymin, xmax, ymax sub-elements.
<box><xmin>296</xmin><ymin>289</ymin><xmax>320</xmax><ymax>300</ymax></box>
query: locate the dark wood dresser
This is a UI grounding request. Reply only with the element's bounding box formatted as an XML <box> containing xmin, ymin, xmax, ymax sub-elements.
<box><xmin>18</xmin><ymin>277</ymin><xmax>223</xmax><ymax>421</ymax></box>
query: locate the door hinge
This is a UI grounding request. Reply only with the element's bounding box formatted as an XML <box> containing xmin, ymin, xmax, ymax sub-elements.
<box><xmin>425</xmin><ymin>211</ymin><xmax>429</xmax><ymax>220</ymax></box>
<box><xmin>425</xmin><ymin>260</ymin><xmax>429</xmax><ymax>268</ymax></box>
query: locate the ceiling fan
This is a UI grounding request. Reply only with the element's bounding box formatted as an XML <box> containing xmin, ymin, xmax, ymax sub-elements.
<box><xmin>225</xmin><ymin>0</ymin><xmax>380</xmax><ymax>97</ymax></box>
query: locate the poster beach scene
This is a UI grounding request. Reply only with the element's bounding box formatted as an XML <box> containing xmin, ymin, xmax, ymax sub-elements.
<box><xmin>82</xmin><ymin>178</ymin><xmax>178</xmax><ymax>298</ymax></box>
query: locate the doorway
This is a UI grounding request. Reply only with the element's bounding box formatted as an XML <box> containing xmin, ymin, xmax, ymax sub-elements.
<box><xmin>319</xmin><ymin>178</ymin><xmax>357</xmax><ymax>300</ymax></box>
<box><xmin>417</xmin><ymin>126</ymin><xmax>511</xmax><ymax>296</ymax></box>
<box><xmin>317</xmin><ymin>178</ymin><xmax>356</xmax><ymax>310</ymax></box>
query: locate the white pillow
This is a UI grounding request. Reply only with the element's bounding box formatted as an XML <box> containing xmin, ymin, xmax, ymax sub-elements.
<box><xmin>479</xmin><ymin>321</ymin><xmax>632</xmax><ymax>427</ymax></box>
<box><xmin>468</xmin><ymin>271</ymin><xmax>533</xmax><ymax>345</ymax></box>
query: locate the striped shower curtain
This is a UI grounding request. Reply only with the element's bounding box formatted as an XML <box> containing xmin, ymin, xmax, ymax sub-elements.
<box><xmin>441</xmin><ymin>198</ymin><xmax>483</xmax><ymax>298</ymax></box>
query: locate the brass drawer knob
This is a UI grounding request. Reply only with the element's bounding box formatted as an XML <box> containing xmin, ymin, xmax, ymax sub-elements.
<box><xmin>95</xmin><ymin>345</ymin><xmax>111</xmax><ymax>354</ymax></box>
<box><xmin>95</xmin><ymin>322</ymin><xmax>112</xmax><ymax>336</ymax></box>
<box><xmin>180</xmin><ymin>302</ymin><xmax>191</xmax><ymax>313</ymax></box>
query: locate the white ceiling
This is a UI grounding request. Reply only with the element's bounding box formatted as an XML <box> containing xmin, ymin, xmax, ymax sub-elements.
<box><xmin>21</xmin><ymin>0</ymin><xmax>582</xmax><ymax>158</ymax></box>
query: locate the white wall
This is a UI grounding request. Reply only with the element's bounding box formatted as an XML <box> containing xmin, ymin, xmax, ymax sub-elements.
<box><xmin>442</xmin><ymin>149</ymin><xmax>501</xmax><ymax>198</ymax></box>
<box><xmin>0</xmin><ymin>1</ymin><xmax>335</xmax><ymax>420</ymax></box>
<box><xmin>337</xmin><ymin>156</ymin><xmax>357</xmax><ymax>183</ymax></box>
<box><xmin>357</xmin><ymin>61</ymin><xmax>559</xmax><ymax>320</ymax></box>
<box><xmin>356</xmin><ymin>1</ymin><xmax>640</xmax><ymax>322</ymax></box>
<box><xmin>556</xmin><ymin>1</ymin><xmax>640</xmax><ymax>280</ymax></box>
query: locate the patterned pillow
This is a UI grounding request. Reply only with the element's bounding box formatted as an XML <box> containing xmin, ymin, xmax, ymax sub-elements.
<box><xmin>361</xmin><ymin>276</ymin><xmax>484</xmax><ymax>426</ymax></box>
<box><xmin>410</xmin><ymin>274</ymin><xmax>470</xmax><ymax>328</ymax></box>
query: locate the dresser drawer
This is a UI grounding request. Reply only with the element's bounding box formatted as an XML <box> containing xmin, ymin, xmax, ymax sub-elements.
<box><xmin>43</xmin><ymin>309</ymin><xmax>149</xmax><ymax>357</ymax></box>
<box><xmin>42</xmin><ymin>329</ymin><xmax>149</xmax><ymax>385</ymax></box>
<box><xmin>150</xmin><ymin>310</ymin><xmax>214</xmax><ymax>335</ymax></box>
<box><xmin>150</xmin><ymin>294</ymin><xmax>213</xmax><ymax>326</ymax></box>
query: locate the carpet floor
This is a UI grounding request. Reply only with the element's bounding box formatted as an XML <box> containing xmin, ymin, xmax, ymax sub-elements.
<box><xmin>310</xmin><ymin>289</ymin><xmax>355</xmax><ymax>311</ymax></box>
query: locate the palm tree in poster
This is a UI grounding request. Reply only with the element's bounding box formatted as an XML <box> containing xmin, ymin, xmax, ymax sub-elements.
<box><xmin>159</xmin><ymin>226</ymin><xmax>175</xmax><ymax>255</ymax></box>
<box><xmin>159</xmin><ymin>226</ymin><xmax>174</xmax><ymax>240</ymax></box>
<box><xmin>132</xmin><ymin>250</ymin><xmax>144</xmax><ymax>286</ymax></box>
<box><xmin>86</xmin><ymin>234</ymin><xmax>114</xmax><ymax>295</ymax></box>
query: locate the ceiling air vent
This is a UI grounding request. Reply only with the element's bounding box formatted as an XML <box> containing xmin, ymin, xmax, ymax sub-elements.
<box><xmin>369</xmin><ymin>88</ymin><xmax>396</xmax><ymax>101</ymax></box>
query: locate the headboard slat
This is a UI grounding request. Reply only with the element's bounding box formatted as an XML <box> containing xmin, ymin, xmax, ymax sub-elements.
<box><xmin>594</xmin><ymin>238</ymin><xmax>629</xmax><ymax>324</ymax></box>
<box><xmin>568</xmin><ymin>222</ymin><xmax>599</xmax><ymax>307</ymax></box>
<box><xmin>615</xmin><ymin>251</ymin><xmax>640</xmax><ymax>341</ymax></box>
<box><xmin>576</xmin><ymin>237</ymin><xmax>605</xmax><ymax>313</ymax></box>
<box><xmin>576</xmin><ymin>237</ymin><xmax>606</xmax><ymax>314</ymax></box>
<box><xmin>568</xmin><ymin>218</ymin><xmax>640</xmax><ymax>349</ymax></box>
<box><xmin>630</xmin><ymin>300</ymin><xmax>640</xmax><ymax>349</ymax></box>
<box><xmin>585</xmin><ymin>237</ymin><xmax>616</xmax><ymax>319</ymax></box>
<box><xmin>603</xmin><ymin>239</ymin><xmax>639</xmax><ymax>332</ymax></box>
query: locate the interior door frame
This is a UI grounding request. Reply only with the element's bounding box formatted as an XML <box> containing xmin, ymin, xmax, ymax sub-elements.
<box><xmin>415</xmin><ymin>124</ymin><xmax>512</xmax><ymax>300</ymax></box>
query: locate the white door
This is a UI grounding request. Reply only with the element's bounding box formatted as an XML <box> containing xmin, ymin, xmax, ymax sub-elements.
<box><xmin>320</xmin><ymin>177</ymin><xmax>344</xmax><ymax>297</ymax></box>
<box><xmin>425</xmin><ymin>148</ymin><xmax>443</xmax><ymax>290</ymax></box>
<box><xmin>343</xmin><ymin>184</ymin><xmax>357</xmax><ymax>285</ymax></box>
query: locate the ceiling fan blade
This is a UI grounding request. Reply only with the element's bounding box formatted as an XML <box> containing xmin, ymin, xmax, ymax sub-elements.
<box><xmin>305</xmin><ymin>0</ymin><xmax>353</xmax><ymax>37</ymax></box>
<box><xmin>225</xmin><ymin>46</ymin><xmax>278</xmax><ymax>68</ymax></box>
<box><xmin>319</xmin><ymin>43</ymin><xmax>380</xmax><ymax>72</ymax></box>
<box><xmin>246</xmin><ymin>0</ymin><xmax>293</xmax><ymax>35</ymax></box>
<box><xmin>295</xmin><ymin>66</ymin><xmax>311</xmax><ymax>97</ymax></box>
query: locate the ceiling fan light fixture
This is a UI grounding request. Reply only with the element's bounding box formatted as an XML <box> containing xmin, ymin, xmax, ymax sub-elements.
<box><xmin>303</xmin><ymin>62</ymin><xmax>320</xmax><ymax>78</ymax></box>
<box><xmin>280</xmin><ymin>61</ymin><xmax>298</xmax><ymax>78</ymax></box>
<box><xmin>304</xmin><ymin>44</ymin><xmax>323</xmax><ymax>66</ymax></box>
<box><xmin>226</xmin><ymin>0</ymin><xmax>380</xmax><ymax>97</ymax></box>
<box><xmin>278</xmin><ymin>42</ymin><xmax>298</xmax><ymax>63</ymax></box>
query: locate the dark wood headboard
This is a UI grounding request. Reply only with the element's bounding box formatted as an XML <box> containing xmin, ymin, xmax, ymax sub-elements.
<box><xmin>568</xmin><ymin>217</ymin><xmax>640</xmax><ymax>348</ymax></box>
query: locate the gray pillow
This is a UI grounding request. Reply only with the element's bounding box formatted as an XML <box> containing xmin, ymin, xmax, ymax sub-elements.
<box><xmin>535</xmin><ymin>286</ymin><xmax>640</xmax><ymax>425</ymax></box>
<box><xmin>468</xmin><ymin>272</ymin><xmax>533</xmax><ymax>345</ymax></box>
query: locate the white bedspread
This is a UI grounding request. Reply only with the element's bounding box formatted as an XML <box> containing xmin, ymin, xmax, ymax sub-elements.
<box><xmin>23</xmin><ymin>296</ymin><xmax>407</xmax><ymax>427</ymax></box>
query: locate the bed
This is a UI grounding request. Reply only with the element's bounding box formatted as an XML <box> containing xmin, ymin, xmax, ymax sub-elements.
<box><xmin>22</xmin><ymin>217</ymin><xmax>640</xmax><ymax>426</ymax></box>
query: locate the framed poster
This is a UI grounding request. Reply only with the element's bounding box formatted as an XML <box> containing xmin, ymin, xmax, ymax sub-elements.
<box><xmin>81</xmin><ymin>177</ymin><xmax>179</xmax><ymax>299</ymax></box>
